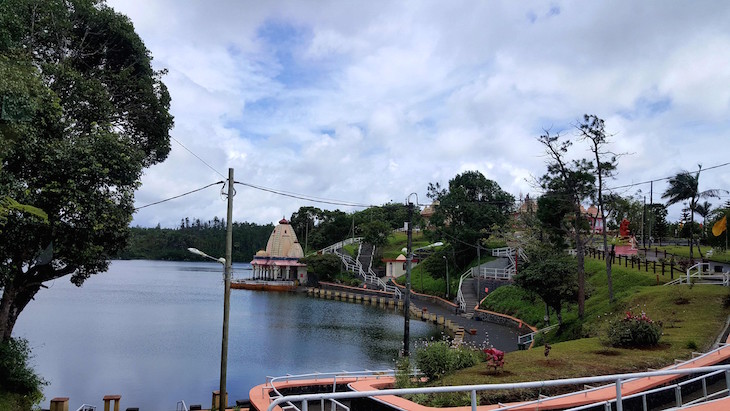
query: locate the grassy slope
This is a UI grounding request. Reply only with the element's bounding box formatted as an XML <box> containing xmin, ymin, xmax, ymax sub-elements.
<box><xmin>428</xmin><ymin>255</ymin><xmax>730</xmax><ymax>406</ymax></box>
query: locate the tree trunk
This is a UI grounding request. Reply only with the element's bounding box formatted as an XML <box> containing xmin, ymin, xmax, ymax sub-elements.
<box><xmin>0</xmin><ymin>278</ymin><xmax>43</xmax><ymax>342</ymax></box>
<box><xmin>575</xmin><ymin>210</ymin><xmax>585</xmax><ymax>319</ymax></box>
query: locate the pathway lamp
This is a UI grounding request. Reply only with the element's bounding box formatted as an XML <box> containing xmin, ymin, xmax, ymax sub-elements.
<box><xmin>443</xmin><ymin>255</ymin><xmax>449</xmax><ymax>299</ymax></box>
<box><xmin>188</xmin><ymin>247</ymin><xmax>226</xmax><ymax>265</ymax></box>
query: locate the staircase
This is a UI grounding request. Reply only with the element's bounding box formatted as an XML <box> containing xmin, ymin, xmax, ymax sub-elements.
<box><xmin>357</xmin><ymin>243</ymin><xmax>375</xmax><ymax>274</ymax></box>
<box><xmin>321</xmin><ymin>239</ymin><xmax>401</xmax><ymax>298</ymax></box>
<box><xmin>460</xmin><ymin>277</ymin><xmax>479</xmax><ymax>318</ymax></box>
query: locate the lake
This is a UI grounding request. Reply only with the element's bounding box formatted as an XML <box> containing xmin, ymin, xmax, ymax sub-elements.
<box><xmin>13</xmin><ymin>260</ymin><xmax>441</xmax><ymax>411</ymax></box>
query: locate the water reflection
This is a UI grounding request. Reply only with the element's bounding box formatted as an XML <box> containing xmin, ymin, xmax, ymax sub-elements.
<box><xmin>14</xmin><ymin>260</ymin><xmax>440</xmax><ymax>410</ymax></box>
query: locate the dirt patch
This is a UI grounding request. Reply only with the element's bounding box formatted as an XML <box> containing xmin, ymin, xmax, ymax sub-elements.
<box><xmin>593</xmin><ymin>349</ymin><xmax>621</xmax><ymax>356</ymax></box>
<box><xmin>479</xmin><ymin>370</ymin><xmax>514</xmax><ymax>377</ymax></box>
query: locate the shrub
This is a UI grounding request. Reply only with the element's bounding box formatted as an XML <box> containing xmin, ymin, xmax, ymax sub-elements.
<box><xmin>414</xmin><ymin>340</ymin><xmax>481</xmax><ymax>380</ymax></box>
<box><xmin>606</xmin><ymin>311</ymin><xmax>662</xmax><ymax>348</ymax></box>
<box><xmin>0</xmin><ymin>338</ymin><xmax>46</xmax><ymax>406</ymax></box>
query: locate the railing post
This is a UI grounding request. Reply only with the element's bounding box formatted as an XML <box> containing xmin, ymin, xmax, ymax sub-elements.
<box><xmin>471</xmin><ymin>390</ymin><xmax>477</xmax><ymax>411</ymax></box>
<box><xmin>302</xmin><ymin>400</ymin><xmax>308</xmax><ymax>411</ymax></box>
<box><xmin>675</xmin><ymin>384</ymin><xmax>682</xmax><ymax>407</ymax></box>
<box><xmin>725</xmin><ymin>370</ymin><xmax>730</xmax><ymax>396</ymax></box>
<box><xmin>616</xmin><ymin>378</ymin><xmax>623</xmax><ymax>411</ymax></box>
<box><xmin>642</xmin><ymin>394</ymin><xmax>648</xmax><ymax>411</ymax></box>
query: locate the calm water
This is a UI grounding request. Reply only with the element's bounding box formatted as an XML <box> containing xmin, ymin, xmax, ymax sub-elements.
<box><xmin>14</xmin><ymin>260</ymin><xmax>441</xmax><ymax>411</ymax></box>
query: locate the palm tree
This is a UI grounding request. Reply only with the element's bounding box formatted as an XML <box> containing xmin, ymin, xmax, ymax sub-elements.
<box><xmin>662</xmin><ymin>166</ymin><xmax>723</xmax><ymax>261</ymax></box>
<box><xmin>695</xmin><ymin>201</ymin><xmax>713</xmax><ymax>238</ymax></box>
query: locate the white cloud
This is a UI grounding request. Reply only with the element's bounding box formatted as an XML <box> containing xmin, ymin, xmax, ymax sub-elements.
<box><xmin>107</xmin><ymin>0</ymin><xmax>730</xmax><ymax>227</ymax></box>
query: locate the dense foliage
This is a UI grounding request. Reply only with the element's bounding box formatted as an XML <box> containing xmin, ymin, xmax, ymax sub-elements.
<box><xmin>119</xmin><ymin>220</ymin><xmax>273</xmax><ymax>261</ymax></box>
<box><xmin>299</xmin><ymin>253</ymin><xmax>342</xmax><ymax>283</ymax></box>
<box><xmin>427</xmin><ymin>171</ymin><xmax>514</xmax><ymax>267</ymax></box>
<box><xmin>606</xmin><ymin>311</ymin><xmax>662</xmax><ymax>348</ymax></box>
<box><xmin>0</xmin><ymin>338</ymin><xmax>45</xmax><ymax>406</ymax></box>
<box><xmin>414</xmin><ymin>340</ymin><xmax>482</xmax><ymax>380</ymax></box>
<box><xmin>0</xmin><ymin>0</ymin><xmax>173</xmax><ymax>341</ymax></box>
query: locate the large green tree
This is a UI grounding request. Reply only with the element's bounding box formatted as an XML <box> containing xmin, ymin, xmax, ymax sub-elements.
<box><xmin>0</xmin><ymin>0</ymin><xmax>173</xmax><ymax>341</ymax></box>
<box><xmin>427</xmin><ymin>171</ymin><xmax>514</xmax><ymax>267</ymax></box>
<box><xmin>514</xmin><ymin>245</ymin><xmax>578</xmax><ymax>326</ymax></box>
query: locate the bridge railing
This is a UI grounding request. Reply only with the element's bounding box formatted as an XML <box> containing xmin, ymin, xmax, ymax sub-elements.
<box><xmin>266</xmin><ymin>364</ymin><xmax>730</xmax><ymax>411</ymax></box>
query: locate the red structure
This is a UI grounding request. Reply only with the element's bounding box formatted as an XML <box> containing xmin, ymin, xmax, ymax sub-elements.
<box><xmin>619</xmin><ymin>218</ymin><xmax>631</xmax><ymax>238</ymax></box>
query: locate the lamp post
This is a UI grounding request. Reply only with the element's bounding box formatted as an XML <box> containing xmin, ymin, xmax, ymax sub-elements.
<box><xmin>187</xmin><ymin>167</ymin><xmax>234</xmax><ymax>411</ymax></box>
<box><xmin>442</xmin><ymin>255</ymin><xmax>449</xmax><ymax>298</ymax></box>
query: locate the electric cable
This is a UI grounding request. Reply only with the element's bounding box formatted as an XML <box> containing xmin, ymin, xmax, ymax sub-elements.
<box><xmin>134</xmin><ymin>181</ymin><xmax>225</xmax><ymax>210</ymax></box>
<box><xmin>234</xmin><ymin>181</ymin><xmax>375</xmax><ymax>208</ymax></box>
<box><xmin>171</xmin><ymin>136</ymin><xmax>227</xmax><ymax>179</ymax></box>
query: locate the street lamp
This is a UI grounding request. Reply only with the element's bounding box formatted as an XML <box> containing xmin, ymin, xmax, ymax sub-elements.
<box><xmin>443</xmin><ymin>255</ymin><xmax>449</xmax><ymax>299</ymax></box>
<box><xmin>188</xmin><ymin>247</ymin><xmax>226</xmax><ymax>265</ymax></box>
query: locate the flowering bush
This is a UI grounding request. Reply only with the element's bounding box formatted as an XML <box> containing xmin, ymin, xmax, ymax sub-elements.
<box><xmin>483</xmin><ymin>348</ymin><xmax>504</xmax><ymax>371</ymax></box>
<box><xmin>606</xmin><ymin>311</ymin><xmax>662</xmax><ymax>348</ymax></box>
<box><xmin>414</xmin><ymin>340</ymin><xmax>481</xmax><ymax>380</ymax></box>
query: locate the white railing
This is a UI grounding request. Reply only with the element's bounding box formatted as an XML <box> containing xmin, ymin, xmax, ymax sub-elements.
<box><xmin>75</xmin><ymin>405</ymin><xmax>96</xmax><ymax>411</ymax></box>
<box><xmin>330</xmin><ymin>248</ymin><xmax>401</xmax><ymax>299</ymax></box>
<box><xmin>517</xmin><ymin>324</ymin><xmax>559</xmax><ymax>348</ymax></box>
<box><xmin>175</xmin><ymin>400</ymin><xmax>188</xmax><ymax>411</ymax></box>
<box><xmin>320</xmin><ymin>237</ymin><xmax>362</xmax><ymax>254</ymax></box>
<box><xmin>664</xmin><ymin>262</ymin><xmax>730</xmax><ymax>286</ymax></box>
<box><xmin>267</xmin><ymin>369</ymin><xmax>397</xmax><ymax>411</ymax></box>
<box><xmin>564</xmin><ymin>368</ymin><xmax>730</xmax><ymax>410</ymax></box>
<box><xmin>456</xmin><ymin>268</ymin><xmax>473</xmax><ymax>313</ymax></box>
<box><xmin>266</xmin><ymin>364</ymin><xmax>730</xmax><ymax>411</ymax></box>
<box><xmin>477</xmin><ymin>266</ymin><xmax>516</xmax><ymax>280</ymax></box>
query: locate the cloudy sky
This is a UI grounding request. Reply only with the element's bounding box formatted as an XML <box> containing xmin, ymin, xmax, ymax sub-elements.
<box><xmin>107</xmin><ymin>0</ymin><xmax>730</xmax><ymax>228</ymax></box>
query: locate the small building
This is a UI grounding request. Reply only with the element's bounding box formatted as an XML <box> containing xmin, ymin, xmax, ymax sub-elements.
<box><xmin>382</xmin><ymin>254</ymin><xmax>420</xmax><ymax>279</ymax></box>
<box><xmin>250</xmin><ymin>218</ymin><xmax>308</xmax><ymax>283</ymax></box>
<box><xmin>581</xmin><ymin>205</ymin><xmax>604</xmax><ymax>234</ymax></box>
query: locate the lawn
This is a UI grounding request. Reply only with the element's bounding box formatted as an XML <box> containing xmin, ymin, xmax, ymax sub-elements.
<box><xmin>653</xmin><ymin>245</ymin><xmax>730</xmax><ymax>264</ymax></box>
<box><xmin>424</xmin><ymin>253</ymin><xmax>730</xmax><ymax>407</ymax></box>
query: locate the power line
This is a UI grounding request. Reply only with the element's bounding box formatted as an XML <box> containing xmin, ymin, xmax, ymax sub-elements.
<box><xmin>605</xmin><ymin>162</ymin><xmax>730</xmax><ymax>192</ymax></box>
<box><xmin>171</xmin><ymin>136</ymin><xmax>227</xmax><ymax>179</ymax></box>
<box><xmin>234</xmin><ymin>181</ymin><xmax>375</xmax><ymax>208</ymax></box>
<box><xmin>135</xmin><ymin>181</ymin><xmax>224</xmax><ymax>210</ymax></box>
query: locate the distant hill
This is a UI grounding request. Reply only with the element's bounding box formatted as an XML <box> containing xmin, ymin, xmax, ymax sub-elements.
<box><xmin>119</xmin><ymin>219</ymin><xmax>273</xmax><ymax>262</ymax></box>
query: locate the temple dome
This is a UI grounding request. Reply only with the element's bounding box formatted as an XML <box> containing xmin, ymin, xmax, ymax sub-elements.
<box><xmin>265</xmin><ymin>218</ymin><xmax>303</xmax><ymax>258</ymax></box>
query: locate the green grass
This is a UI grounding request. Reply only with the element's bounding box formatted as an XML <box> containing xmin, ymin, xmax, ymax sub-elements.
<box><xmin>342</xmin><ymin>243</ymin><xmax>358</xmax><ymax>258</ymax></box>
<box><xmin>421</xmin><ymin>251</ymin><xmax>730</xmax><ymax>406</ymax></box>
<box><xmin>426</xmin><ymin>284</ymin><xmax>730</xmax><ymax>406</ymax></box>
<box><xmin>654</xmin><ymin>245</ymin><xmax>730</xmax><ymax>263</ymax></box>
<box><xmin>381</xmin><ymin>231</ymin><xmax>432</xmax><ymax>260</ymax></box>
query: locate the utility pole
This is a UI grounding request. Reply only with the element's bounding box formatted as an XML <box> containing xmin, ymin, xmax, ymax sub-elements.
<box><xmin>220</xmin><ymin>167</ymin><xmax>234</xmax><ymax>411</ymax></box>
<box><xmin>648</xmin><ymin>181</ymin><xmax>653</xmax><ymax>247</ymax></box>
<box><xmin>641</xmin><ymin>196</ymin><xmax>646</xmax><ymax>248</ymax></box>
<box><xmin>403</xmin><ymin>197</ymin><xmax>414</xmax><ymax>357</ymax></box>
<box><xmin>476</xmin><ymin>242</ymin><xmax>481</xmax><ymax>302</ymax></box>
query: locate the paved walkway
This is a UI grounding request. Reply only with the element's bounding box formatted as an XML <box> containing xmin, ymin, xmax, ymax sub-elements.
<box><xmin>408</xmin><ymin>255</ymin><xmax>523</xmax><ymax>352</ymax></box>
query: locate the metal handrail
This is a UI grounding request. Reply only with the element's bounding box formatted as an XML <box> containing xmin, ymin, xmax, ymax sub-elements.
<box><xmin>517</xmin><ymin>324</ymin><xmax>559</xmax><ymax>346</ymax></box>
<box><xmin>664</xmin><ymin>262</ymin><xmax>727</xmax><ymax>286</ymax></box>
<box><xmin>564</xmin><ymin>368</ymin><xmax>730</xmax><ymax>410</ymax></box>
<box><xmin>456</xmin><ymin>268</ymin><xmax>472</xmax><ymax>313</ymax></box>
<box><xmin>175</xmin><ymin>400</ymin><xmax>188</xmax><ymax>411</ymax></box>
<box><xmin>320</xmin><ymin>237</ymin><xmax>363</xmax><ymax>254</ymax></box>
<box><xmin>75</xmin><ymin>405</ymin><xmax>96</xmax><ymax>411</ymax></box>
<box><xmin>267</xmin><ymin>369</ymin><xmax>397</xmax><ymax>411</ymax></box>
<box><xmin>331</xmin><ymin>247</ymin><xmax>401</xmax><ymax>299</ymax></box>
<box><xmin>266</xmin><ymin>365</ymin><xmax>730</xmax><ymax>411</ymax></box>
